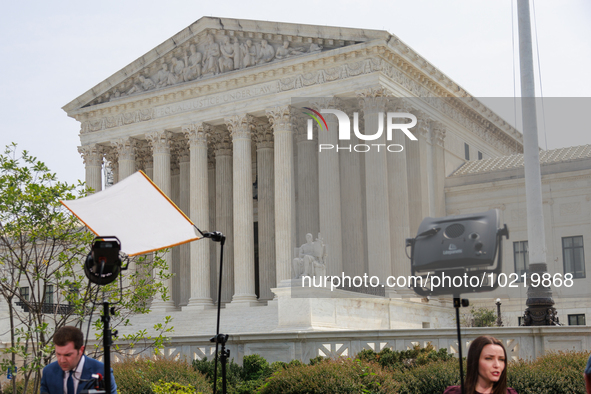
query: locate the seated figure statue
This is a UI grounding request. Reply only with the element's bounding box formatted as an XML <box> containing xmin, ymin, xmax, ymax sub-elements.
<box><xmin>293</xmin><ymin>233</ymin><xmax>326</xmax><ymax>279</ymax></box>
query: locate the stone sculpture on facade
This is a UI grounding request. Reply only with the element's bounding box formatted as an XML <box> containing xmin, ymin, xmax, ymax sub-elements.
<box><xmin>126</xmin><ymin>75</ymin><xmax>156</xmax><ymax>95</ymax></box>
<box><xmin>155</xmin><ymin>63</ymin><xmax>172</xmax><ymax>88</ymax></box>
<box><xmin>241</xmin><ymin>39</ymin><xmax>257</xmax><ymax>68</ymax></box>
<box><xmin>275</xmin><ymin>41</ymin><xmax>305</xmax><ymax>60</ymax></box>
<box><xmin>202</xmin><ymin>33</ymin><xmax>220</xmax><ymax>75</ymax></box>
<box><xmin>92</xmin><ymin>31</ymin><xmax>336</xmax><ymax>106</ymax></box>
<box><xmin>293</xmin><ymin>233</ymin><xmax>327</xmax><ymax>279</ymax></box>
<box><xmin>256</xmin><ymin>40</ymin><xmax>275</xmax><ymax>64</ymax></box>
<box><xmin>219</xmin><ymin>36</ymin><xmax>235</xmax><ymax>73</ymax></box>
<box><xmin>183</xmin><ymin>44</ymin><xmax>202</xmax><ymax>81</ymax></box>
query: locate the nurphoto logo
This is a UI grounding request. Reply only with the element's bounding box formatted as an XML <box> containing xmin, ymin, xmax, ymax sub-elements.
<box><xmin>303</xmin><ymin>107</ymin><xmax>418</xmax><ymax>153</ymax></box>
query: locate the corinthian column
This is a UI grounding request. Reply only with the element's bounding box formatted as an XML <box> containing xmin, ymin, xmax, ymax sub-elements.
<box><xmin>431</xmin><ymin>122</ymin><xmax>447</xmax><ymax>218</ymax></box>
<box><xmin>388</xmin><ymin>100</ymin><xmax>412</xmax><ymax>280</ymax></box>
<box><xmin>266</xmin><ymin>106</ymin><xmax>295</xmax><ymax>285</ymax></box>
<box><xmin>104</xmin><ymin>148</ymin><xmax>119</xmax><ymax>186</ymax></box>
<box><xmin>254</xmin><ymin>122</ymin><xmax>276</xmax><ymax>301</ymax></box>
<box><xmin>78</xmin><ymin>144</ymin><xmax>103</xmax><ymax>193</ymax></box>
<box><xmin>146</xmin><ymin>130</ymin><xmax>176</xmax><ymax>311</ymax></box>
<box><xmin>213</xmin><ymin>127</ymin><xmax>234</xmax><ymax>303</ymax></box>
<box><xmin>357</xmin><ymin>89</ymin><xmax>392</xmax><ymax>284</ymax></box>
<box><xmin>175</xmin><ymin>138</ymin><xmax>191</xmax><ymax>306</ymax></box>
<box><xmin>339</xmin><ymin>106</ymin><xmax>365</xmax><ymax>277</ymax></box>
<box><xmin>406</xmin><ymin>111</ymin><xmax>431</xmax><ymax>236</ymax></box>
<box><xmin>183</xmin><ymin>124</ymin><xmax>214</xmax><ymax>310</ymax></box>
<box><xmin>313</xmin><ymin>97</ymin><xmax>343</xmax><ymax>277</ymax></box>
<box><xmin>293</xmin><ymin>114</ymin><xmax>320</xmax><ymax>246</ymax></box>
<box><xmin>112</xmin><ymin>137</ymin><xmax>138</xmax><ymax>181</ymax></box>
<box><xmin>226</xmin><ymin>114</ymin><xmax>258</xmax><ymax>305</ymax></box>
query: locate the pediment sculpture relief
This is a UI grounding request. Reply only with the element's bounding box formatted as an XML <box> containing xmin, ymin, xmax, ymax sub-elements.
<box><xmin>92</xmin><ymin>31</ymin><xmax>330</xmax><ymax>106</ymax></box>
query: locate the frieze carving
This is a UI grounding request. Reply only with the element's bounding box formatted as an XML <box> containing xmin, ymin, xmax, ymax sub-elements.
<box><xmin>88</xmin><ymin>30</ymin><xmax>337</xmax><ymax>107</ymax></box>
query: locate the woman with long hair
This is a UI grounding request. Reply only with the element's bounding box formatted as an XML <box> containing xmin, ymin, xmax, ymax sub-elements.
<box><xmin>444</xmin><ymin>336</ymin><xmax>517</xmax><ymax>394</ymax></box>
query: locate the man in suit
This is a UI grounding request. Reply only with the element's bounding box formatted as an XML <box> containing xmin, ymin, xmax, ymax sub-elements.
<box><xmin>40</xmin><ymin>326</ymin><xmax>116</xmax><ymax>394</ymax></box>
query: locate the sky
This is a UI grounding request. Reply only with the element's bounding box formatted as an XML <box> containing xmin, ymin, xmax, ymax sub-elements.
<box><xmin>0</xmin><ymin>0</ymin><xmax>590</xmax><ymax>186</ymax></box>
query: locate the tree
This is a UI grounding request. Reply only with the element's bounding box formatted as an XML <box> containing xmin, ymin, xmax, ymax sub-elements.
<box><xmin>0</xmin><ymin>143</ymin><xmax>173</xmax><ymax>393</ymax></box>
<box><xmin>460</xmin><ymin>306</ymin><xmax>497</xmax><ymax>328</ymax></box>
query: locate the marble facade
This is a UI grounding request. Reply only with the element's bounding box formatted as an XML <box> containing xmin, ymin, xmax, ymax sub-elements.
<box><xmin>64</xmin><ymin>17</ymin><xmax>590</xmax><ymax>334</ymax></box>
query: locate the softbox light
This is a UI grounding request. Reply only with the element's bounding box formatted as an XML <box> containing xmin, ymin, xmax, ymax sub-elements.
<box><xmin>61</xmin><ymin>171</ymin><xmax>200</xmax><ymax>256</ymax></box>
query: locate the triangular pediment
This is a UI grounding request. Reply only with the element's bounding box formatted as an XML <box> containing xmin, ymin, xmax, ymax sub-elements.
<box><xmin>63</xmin><ymin>17</ymin><xmax>391</xmax><ymax>112</ymax></box>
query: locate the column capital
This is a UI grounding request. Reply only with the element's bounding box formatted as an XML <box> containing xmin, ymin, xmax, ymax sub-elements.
<box><xmin>146</xmin><ymin>130</ymin><xmax>173</xmax><ymax>154</ymax></box>
<box><xmin>292</xmin><ymin>112</ymin><xmax>312</xmax><ymax>144</ymax></box>
<box><xmin>389</xmin><ymin>97</ymin><xmax>412</xmax><ymax>113</ymax></box>
<box><xmin>112</xmin><ymin>137</ymin><xmax>139</xmax><ymax>161</ymax></box>
<box><xmin>309</xmin><ymin>97</ymin><xmax>343</xmax><ymax>112</ymax></box>
<box><xmin>266</xmin><ymin>105</ymin><xmax>292</xmax><ymax>133</ymax></box>
<box><xmin>183</xmin><ymin>123</ymin><xmax>212</xmax><ymax>148</ymax></box>
<box><xmin>254</xmin><ymin>121</ymin><xmax>274</xmax><ymax>149</ymax></box>
<box><xmin>431</xmin><ymin>122</ymin><xmax>447</xmax><ymax>147</ymax></box>
<box><xmin>212</xmin><ymin>127</ymin><xmax>232</xmax><ymax>157</ymax></box>
<box><xmin>78</xmin><ymin>144</ymin><xmax>104</xmax><ymax>166</ymax></box>
<box><xmin>136</xmin><ymin>142</ymin><xmax>153</xmax><ymax>172</ymax></box>
<box><xmin>172</xmin><ymin>136</ymin><xmax>190</xmax><ymax>164</ymax></box>
<box><xmin>225</xmin><ymin>114</ymin><xmax>255</xmax><ymax>140</ymax></box>
<box><xmin>356</xmin><ymin>87</ymin><xmax>392</xmax><ymax>113</ymax></box>
<box><xmin>410</xmin><ymin>110</ymin><xmax>431</xmax><ymax>139</ymax></box>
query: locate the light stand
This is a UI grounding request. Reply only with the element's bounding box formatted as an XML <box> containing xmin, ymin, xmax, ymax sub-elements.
<box><xmin>82</xmin><ymin>236</ymin><xmax>126</xmax><ymax>394</ymax></box>
<box><xmin>194</xmin><ymin>227</ymin><xmax>228</xmax><ymax>394</ymax></box>
<box><xmin>454</xmin><ymin>296</ymin><xmax>469</xmax><ymax>394</ymax></box>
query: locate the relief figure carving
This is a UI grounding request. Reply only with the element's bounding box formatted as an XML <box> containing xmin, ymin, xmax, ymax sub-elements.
<box><xmin>275</xmin><ymin>41</ymin><xmax>305</xmax><ymax>60</ymax></box>
<box><xmin>202</xmin><ymin>34</ymin><xmax>220</xmax><ymax>75</ymax></box>
<box><xmin>218</xmin><ymin>36</ymin><xmax>234</xmax><ymax>73</ymax></box>
<box><xmin>183</xmin><ymin>44</ymin><xmax>202</xmax><ymax>81</ymax></box>
<box><xmin>126</xmin><ymin>75</ymin><xmax>156</xmax><ymax>95</ymax></box>
<box><xmin>256</xmin><ymin>40</ymin><xmax>275</xmax><ymax>64</ymax></box>
<box><xmin>241</xmin><ymin>39</ymin><xmax>256</xmax><ymax>68</ymax></box>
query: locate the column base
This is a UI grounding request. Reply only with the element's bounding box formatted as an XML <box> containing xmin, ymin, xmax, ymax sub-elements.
<box><xmin>150</xmin><ymin>300</ymin><xmax>178</xmax><ymax>313</ymax></box>
<box><xmin>226</xmin><ymin>294</ymin><xmax>260</xmax><ymax>308</ymax></box>
<box><xmin>182</xmin><ymin>298</ymin><xmax>216</xmax><ymax>311</ymax></box>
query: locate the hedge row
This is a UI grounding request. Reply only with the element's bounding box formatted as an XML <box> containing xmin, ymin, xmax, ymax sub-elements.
<box><xmin>4</xmin><ymin>349</ymin><xmax>590</xmax><ymax>393</ymax></box>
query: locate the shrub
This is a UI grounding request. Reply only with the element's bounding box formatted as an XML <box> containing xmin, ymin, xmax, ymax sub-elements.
<box><xmin>258</xmin><ymin>358</ymin><xmax>401</xmax><ymax>394</ymax></box>
<box><xmin>508</xmin><ymin>351</ymin><xmax>588</xmax><ymax>394</ymax></box>
<box><xmin>114</xmin><ymin>356</ymin><xmax>212</xmax><ymax>394</ymax></box>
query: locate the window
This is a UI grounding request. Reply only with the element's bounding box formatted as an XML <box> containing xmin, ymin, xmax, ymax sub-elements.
<box><xmin>568</xmin><ymin>314</ymin><xmax>586</xmax><ymax>326</ymax></box>
<box><xmin>20</xmin><ymin>287</ymin><xmax>29</xmax><ymax>301</ymax></box>
<box><xmin>563</xmin><ymin>236</ymin><xmax>585</xmax><ymax>278</ymax></box>
<box><xmin>513</xmin><ymin>241</ymin><xmax>529</xmax><ymax>280</ymax></box>
<box><xmin>478</xmin><ymin>151</ymin><xmax>483</xmax><ymax>160</ymax></box>
<box><xmin>464</xmin><ymin>143</ymin><xmax>470</xmax><ymax>160</ymax></box>
<box><xmin>43</xmin><ymin>285</ymin><xmax>53</xmax><ymax>304</ymax></box>
<box><xmin>68</xmin><ymin>285</ymin><xmax>79</xmax><ymax>305</ymax></box>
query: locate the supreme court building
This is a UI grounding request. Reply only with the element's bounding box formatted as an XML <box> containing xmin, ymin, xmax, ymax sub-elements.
<box><xmin>63</xmin><ymin>17</ymin><xmax>590</xmax><ymax>339</ymax></box>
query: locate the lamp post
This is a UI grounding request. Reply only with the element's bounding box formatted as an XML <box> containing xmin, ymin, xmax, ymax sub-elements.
<box><xmin>496</xmin><ymin>298</ymin><xmax>503</xmax><ymax>327</ymax></box>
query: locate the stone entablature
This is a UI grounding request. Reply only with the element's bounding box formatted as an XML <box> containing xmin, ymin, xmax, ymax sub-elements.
<box><xmin>74</xmin><ymin>58</ymin><xmax>522</xmax><ymax>156</ymax></box>
<box><xmin>64</xmin><ymin>18</ymin><xmax>523</xmax><ymax>156</ymax></box>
